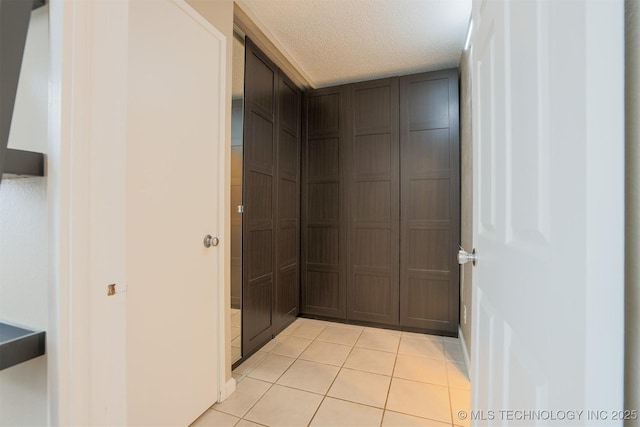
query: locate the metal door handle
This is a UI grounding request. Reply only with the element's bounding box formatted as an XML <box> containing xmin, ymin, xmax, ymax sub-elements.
<box><xmin>203</xmin><ymin>234</ymin><xmax>219</xmax><ymax>248</ymax></box>
<box><xmin>458</xmin><ymin>247</ymin><xmax>477</xmax><ymax>266</ymax></box>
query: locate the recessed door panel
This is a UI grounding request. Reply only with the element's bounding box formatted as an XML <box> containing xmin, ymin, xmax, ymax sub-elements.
<box><xmin>301</xmin><ymin>87</ymin><xmax>347</xmax><ymax>318</ymax></box>
<box><xmin>400</xmin><ymin>70</ymin><xmax>460</xmax><ymax>332</ymax></box>
<box><xmin>243</xmin><ymin>38</ymin><xmax>276</xmax><ymax>356</ymax></box>
<box><xmin>346</xmin><ymin>78</ymin><xmax>399</xmax><ymax>325</ymax></box>
<box><xmin>274</xmin><ymin>73</ymin><xmax>301</xmax><ymax>333</ymax></box>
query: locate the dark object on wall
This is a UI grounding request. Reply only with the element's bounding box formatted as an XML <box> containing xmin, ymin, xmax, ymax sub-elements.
<box><xmin>0</xmin><ymin>321</ymin><xmax>45</xmax><ymax>371</ymax></box>
<box><xmin>0</xmin><ymin>0</ymin><xmax>34</xmax><ymax>184</ymax></box>
<box><xmin>3</xmin><ymin>148</ymin><xmax>44</xmax><ymax>177</ymax></box>
<box><xmin>301</xmin><ymin>69</ymin><xmax>460</xmax><ymax>336</ymax></box>
<box><xmin>242</xmin><ymin>38</ymin><xmax>301</xmax><ymax>358</ymax></box>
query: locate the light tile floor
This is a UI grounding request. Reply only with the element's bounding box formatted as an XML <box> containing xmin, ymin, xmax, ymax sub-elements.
<box><xmin>192</xmin><ymin>318</ymin><xmax>470</xmax><ymax>427</ymax></box>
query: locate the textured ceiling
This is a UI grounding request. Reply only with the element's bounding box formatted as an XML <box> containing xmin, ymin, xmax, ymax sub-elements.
<box><xmin>239</xmin><ymin>0</ymin><xmax>471</xmax><ymax>88</ymax></box>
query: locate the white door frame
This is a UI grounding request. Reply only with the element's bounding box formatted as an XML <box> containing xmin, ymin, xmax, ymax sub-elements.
<box><xmin>47</xmin><ymin>1</ymin><xmax>228</xmax><ymax>424</ymax></box>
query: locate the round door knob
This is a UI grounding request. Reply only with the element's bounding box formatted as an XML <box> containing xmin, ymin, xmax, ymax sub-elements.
<box><xmin>203</xmin><ymin>234</ymin><xmax>219</xmax><ymax>248</ymax></box>
<box><xmin>457</xmin><ymin>247</ymin><xmax>478</xmax><ymax>266</ymax></box>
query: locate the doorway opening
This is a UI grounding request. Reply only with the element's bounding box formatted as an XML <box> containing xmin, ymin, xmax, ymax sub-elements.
<box><xmin>230</xmin><ymin>30</ymin><xmax>245</xmax><ymax>366</ymax></box>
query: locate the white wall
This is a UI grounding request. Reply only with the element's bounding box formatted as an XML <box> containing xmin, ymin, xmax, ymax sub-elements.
<box><xmin>0</xmin><ymin>6</ymin><xmax>49</xmax><ymax>427</ymax></box>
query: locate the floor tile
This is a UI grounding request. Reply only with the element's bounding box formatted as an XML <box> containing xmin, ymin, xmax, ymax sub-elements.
<box><xmin>234</xmin><ymin>420</ymin><xmax>263</xmax><ymax>427</ymax></box>
<box><xmin>247</xmin><ymin>353</ymin><xmax>295</xmax><ymax>383</ymax></box>
<box><xmin>299</xmin><ymin>341</ymin><xmax>352</xmax><ymax>366</ymax></box>
<box><xmin>244</xmin><ymin>385</ymin><xmax>323</xmax><ymax>427</ymax></box>
<box><xmin>232</xmin><ymin>351</ymin><xmax>268</xmax><ymax>376</ymax></box>
<box><xmin>356</xmin><ymin>330</ymin><xmax>401</xmax><ymax>353</ymax></box>
<box><xmin>291</xmin><ymin>322</ymin><xmax>327</xmax><ymax>339</ymax></box>
<box><xmin>271</xmin><ymin>336</ymin><xmax>312</xmax><ymax>358</ymax></box>
<box><xmin>444</xmin><ymin>341</ymin><xmax>465</xmax><ymax>363</ymax></box>
<box><xmin>402</xmin><ymin>331</ymin><xmax>442</xmax><ymax>342</ymax></box>
<box><xmin>442</xmin><ymin>335</ymin><xmax>460</xmax><ymax>344</ymax></box>
<box><xmin>450</xmin><ymin>388</ymin><xmax>471</xmax><ymax>427</ymax></box>
<box><xmin>279</xmin><ymin>319</ymin><xmax>303</xmax><ymax>336</ymax></box>
<box><xmin>330</xmin><ymin>322</ymin><xmax>365</xmax><ymax>332</ymax></box>
<box><xmin>260</xmin><ymin>335</ymin><xmax>285</xmax><ymax>353</ymax></box>
<box><xmin>276</xmin><ymin>359</ymin><xmax>340</xmax><ymax>394</ymax></box>
<box><xmin>398</xmin><ymin>337</ymin><xmax>445</xmax><ymax>360</ymax></box>
<box><xmin>364</xmin><ymin>327</ymin><xmax>402</xmax><ymax>337</ymax></box>
<box><xmin>301</xmin><ymin>318</ymin><xmax>330</xmax><ymax>327</ymax></box>
<box><xmin>343</xmin><ymin>347</ymin><xmax>397</xmax><ymax>376</ymax></box>
<box><xmin>190</xmin><ymin>409</ymin><xmax>239</xmax><ymax>427</ymax></box>
<box><xmin>382</xmin><ymin>411</ymin><xmax>451</xmax><ymax>427</ymax></box>
<box><xmin>225</xmin><ymin>320</ymin><xmax>468</xmax><ymax>427</ymax></box>
<box><xmin>386</xmin><ymin>378</ymin><xmax>451</xmax><ymax>423</ymax></box>
<box><xmin>213</xmin><ymin>377</ymin><xmax>271</xmax><ymax>418</ymax></box>
<box><xmin>393</xmin><ymin>354</ymin><xmax>448</xmax><ymax>386</ymax></box>
<box><xmin>310</xmin><ymin>397</ymin><xmax>383</xmax><ymax>427</ymax></box>
<box><xmin>447</xmin><ymin>362</ymin><xmax>471</xmax><ymax>390</ymax></box>
<box><xmin>316</xmin><ymin>325</ymin><xmax>361</xmax><ymax>346</ymax></box>
<box><xmin>327</xmin><ymin>368</ymin><xmax>391</xmax><ymax>408</ymax></box>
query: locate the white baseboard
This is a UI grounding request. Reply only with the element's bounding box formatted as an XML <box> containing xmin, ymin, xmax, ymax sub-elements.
<box><xmin>218</xmin><ymin>377</ymin><xmax>236</xmax><ymax>402</ymax></box>
<box><xmin>458</xmin><ymin>326</ymin><xmax>472</xmax><ymax>378</ymax></box>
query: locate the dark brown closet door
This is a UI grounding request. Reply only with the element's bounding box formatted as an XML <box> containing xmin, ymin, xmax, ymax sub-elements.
<box><xmin>273</xmin><ymin>74</ymin><xmax>301</xmax><ymax>333</ymax></box>
<box><xmin>243</xmin><ymin>39</ymin><xmax>277</xmax><ymax>355</ymax></box>
<box><xmin>399</xmin><ymin>69</ymin><xmax>460</xmax><ymax>333</ymax></box>
<box><xmin>301</xmin><ymin>87</ymin><xmax>347</xmax><ymax>318</ymax></box>
<box><xmin>346</xmin><ymin>78</ymin><xmax>400</xmax><ymax>325</ymax></box>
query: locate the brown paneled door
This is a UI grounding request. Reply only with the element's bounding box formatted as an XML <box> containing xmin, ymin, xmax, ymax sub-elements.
<box><xmin>243</xmin><ymin>39</ymin><xmax>277</xmax><ymax>356</ymax></box>
<box><xmin>346</xmin><ymin>79</ymin><xmax>400</xmax><ymax>325</ymax></box>
<box><xmin>399</xmin><ymin>70</ymin><xmax>460</xmax><ymax>333</ymax></box>
<box><xmin>301</xmin><ymin>87</ymin><xmax>347</xmax><ymax>318</ymax></box>
<box><xmin>273</xmin><ymin>74</ymin><xmax>301</xmax><ymax>334</ymax></box>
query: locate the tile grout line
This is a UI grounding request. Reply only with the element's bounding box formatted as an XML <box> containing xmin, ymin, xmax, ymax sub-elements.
<box><xmin>306</xmin><ymin>324</ymin><xmax>365</xmax><ymax>426</ymax></box>
<box><xmin>445</xmin><ymin>360</ymin><xmax>455</xmax><ymax>427</ymax></box>
<box><xmin>228</xmin><ymin>319</ymin><xmax>468</xmax><ymax>427</ymax></box>
<box><xmin>232</xmin><ymin>319</ymin><xmax>307</xmax><ymax>425</ymax></box>
<box><xmin>259</xmin><ymin>319</ymin><xmax>329</xmax><ymax>427</ymax></box>
<box><xmin>379</xmin><ymin>330</ymin><xmax>402</xmax><ymax>427</ymax></box>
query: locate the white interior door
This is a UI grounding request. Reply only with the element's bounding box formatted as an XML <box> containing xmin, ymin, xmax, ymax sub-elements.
<box><xmin>471</xmin><ymin>0</ymin><xmax>624</xmax><ymax>424</ymax></box>
<box><xmin>126</xmin><ymin>1</ymin><xmax>225</xmax><ymax>425</ymax></box>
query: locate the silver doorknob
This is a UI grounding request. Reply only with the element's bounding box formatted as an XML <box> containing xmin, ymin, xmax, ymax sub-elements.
<box><xmin>458</xmin><ymin>247</ymin><xmax>477</xmax><ymax>266</ymax></box>
<box><xmin>203</xmin><ymin>234</ymin><xmax>219</xmax><ymax>248</ymax></box>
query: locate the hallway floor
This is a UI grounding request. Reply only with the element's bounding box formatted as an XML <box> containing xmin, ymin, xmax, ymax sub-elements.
<box><xmin>193</xmin><ymin>318</ymin><xmax>470</xmax><ymax>427</ymax></box>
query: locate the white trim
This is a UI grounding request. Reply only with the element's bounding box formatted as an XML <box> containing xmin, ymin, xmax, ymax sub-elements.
<box><xmin>234</xmin><ymin>0</ymin><xmax>315</xmax><ymax>88</ymax></box>
<box><xmin>48</xmin><ymin>1</ymin><xmax>97</xmax><ymax>424</ymax></box>
<box><xmin>464</xmin><ymin>19</ymin><xmax>473</xmax><ymax>50</ymax></box>
<box><xmin>219</xmin><ymin>378</ymin><xmax>237</xmax><ymax>402</ymax></box>
<box><xmin>458</xmin><ymin>326</ymin><xmax>472</xmax><ymax>379</ymax></box>
<box><xmin>174</xmin><ymin>0</ymin><xmax>227</xmax><ymax>41</ymax></box>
